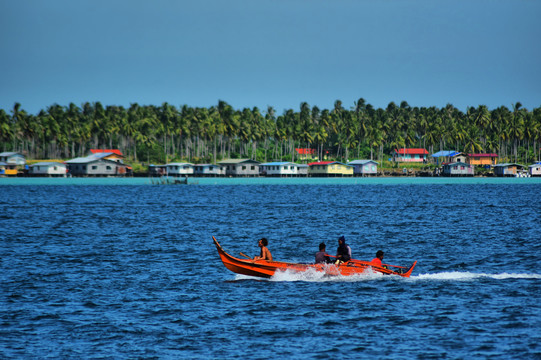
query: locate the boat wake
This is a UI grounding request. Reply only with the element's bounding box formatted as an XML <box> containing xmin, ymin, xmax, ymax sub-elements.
<box><xmin>233</xmin><ymin>270</ymin><xmax>541</xmax><ymax>282</ymax></box>
<box><xmin>234</xmin><ymin>267</ymin><xmax>389</xmax><ymax>282</ymax></box>
<box><xmin>411</xmin><ymin>271</ymin><xmax>541</xmax><ymax>281</ymax></box>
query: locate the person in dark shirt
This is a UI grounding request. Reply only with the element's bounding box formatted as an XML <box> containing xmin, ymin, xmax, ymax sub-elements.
<box><xmin>315</xmin><ymin>242</ymin><xmax>332</xmax><ymax>264</ymax></box>
<box><xmin>335</xmin><ymin>235</ymin><xmax>351</xmax><ymax>264</ymax></box>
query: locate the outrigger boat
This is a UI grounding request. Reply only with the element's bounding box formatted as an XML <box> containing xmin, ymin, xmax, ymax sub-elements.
<box><xmin>213</xmin><ymin>236</ymin><xmax>417</xmax><ymax>279</ymax></box>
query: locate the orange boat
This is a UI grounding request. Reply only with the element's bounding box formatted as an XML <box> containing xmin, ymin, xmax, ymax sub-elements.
<box><xmin>213</xmin><ymin>236</ymin><xmax>417</xmax><ymax>279</ymax></box>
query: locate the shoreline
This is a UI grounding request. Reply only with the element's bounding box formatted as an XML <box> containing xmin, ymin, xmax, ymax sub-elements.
<box><xmin>1</xmin><ymin>176</ymin><xmax>540</xmax><ymax>186</ymax></box>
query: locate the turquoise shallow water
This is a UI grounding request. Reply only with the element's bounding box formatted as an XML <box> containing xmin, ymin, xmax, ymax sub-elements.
<box><xmin>1</xmin><ymin>176</ymin><xmax>541</xmax><ymax>185</ymax></box>
<box><xmin>1</xmin><ymin>181</ymin><xmax>540</xmax><ymax>358</ymax></box>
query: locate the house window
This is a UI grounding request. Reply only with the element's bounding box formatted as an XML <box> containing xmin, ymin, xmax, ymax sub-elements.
<box><xmin>251</xmin><ymin>166</ymin><xmax>255</xmax><ymax>170</ymax></box>
<box><xmin>92</xmin><ymin>166</ymin><xmax>97</xmax><ymax>170</ymax></box>
<box><xmin>106</xmin><ymin>166</ymin><xmax>111</xmax><ymax>170</ymax></box>
<box><xmin>242</xmin><ymin>166</ymin><xmax>246</xmax><ymax>170</ymax></box>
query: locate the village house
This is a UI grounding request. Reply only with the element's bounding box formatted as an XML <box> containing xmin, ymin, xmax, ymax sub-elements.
<box><xmin>90</xmin><ymin>149</ymin><xmax>125</xmax><ymax>163</ymax></box>
<box><xmin>393</xmin><ymin>148</ymin><xmax>429</xmax><ymax>163</ymax></box>
<box><xmin>347</xmin><ymin>160</ymin><xmax>378</xmax><ymax>176</ymax></box>
<box><xmin>468</xmin><ymin>153</ymin><xmax>498</xmax><ymax>166</ymax></box>
<box><xmin>260</xmin><ymin>162</ymin><xmax>299</xmax><ymax>177</ymax></box>
<box><xmin>450</xmin><ymin>152</ymin><xmax>469</xmax><ymax>164</ymax></box>
<box><xmin>0</xmin><ymin>162</ymin><xmax>18</xmax><ymax>176</ymax></box>
<box><xmin>528</xmin><ymin>163</ymin><xmax>541</xmax><ymax>177</ymax></box>
<box><xmin>29</xmin><ymin>162</ymin><xmax>67</xmax><ymax>177</ymax></box>
<box><xmin>0</xmin><ymin>152</ymin><xmax>26</xmax><ymax>166</ymax></box>
<box><xmin>296</xmin><ymin>164</ymin><xmax>309</xmax><ymax>176</ymax></box>
<box><xmin>431</xmin><ymin>150</ymin><xmax>459</xmax><ymax>165</ymax></box>
<box><xmin>166</xmin><ymin>163</ymin><xmax>194</xmax><ymax>176</ymax></box>
<box><xmin>493</xmin><ymin>163</ymin><xmax>525</xmax><ymax>177</ymax></box>
<box><xmin>308</xmin><ymin>161</ymin><xmax>354</xmax><ymax>177</ymax></box>
<box><xmin>442</xmin><ymin>162</ymin><xmax>474</xmax><ymax>177</ymax></box>
<box><xmin>149</xmin><ymin>165</ymin><xmax>167</xmax><ymax>176</ymax></box>
<box><xmin>218</xmin><ymin>159</ymin><xmax>260</xmax><ymax>177</ymax></box>
<box><xmin>66</xmin><ymin>156</ymin><xmax>129</xmax><ymax>176</ymax></box>
<box><xmin>193</xmin><ymin>164</ymin><xmax>224</xmax><ymax>177</ymax></box>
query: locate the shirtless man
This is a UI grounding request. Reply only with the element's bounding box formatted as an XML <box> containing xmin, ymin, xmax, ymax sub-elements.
<box><xmin>253</xmin><ymin>237</ymin><xmax>273</xmax><ymax>261</ymax></box>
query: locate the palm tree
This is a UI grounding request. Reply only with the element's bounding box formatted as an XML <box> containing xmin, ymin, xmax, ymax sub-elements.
<box><xmin>0</xmin><ymin>109</ymin><xmax>13</xmax><ymax>152</ymax></box>
<box><xmin>510</xmin><ymin>102</ymin><xmax>525</xmax><ymax>162</ymax></box>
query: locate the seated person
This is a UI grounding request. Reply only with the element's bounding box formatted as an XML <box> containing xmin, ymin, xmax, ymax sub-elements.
<box><xmin>335</xmin><ymin>236</ymin><xmax>351</xmax><ymax>264</ymax></box>
<box><xmin>253</xmin><ymin>237</ymin><xmax>273</xmax><ymax>261</ymax></box>
<box><xmin>315</xmin><ymin>242</ymin><xmax>332</xmax><ymax>264</ymax></box>
<box><xmin>371</xmin><ymin>250</ymin><xmax>384</xmax><ymax>267</ymax></box>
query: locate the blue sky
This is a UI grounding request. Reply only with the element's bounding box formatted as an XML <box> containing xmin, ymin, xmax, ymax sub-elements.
<box><xmin>1</xmin><ymin>0</ymin><xmax>540</xmax><ymax>115</ymax></box>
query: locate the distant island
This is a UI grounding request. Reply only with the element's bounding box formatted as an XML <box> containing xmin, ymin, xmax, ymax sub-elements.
<box><xmin>1</xmin><ymin>99</ymin><xmax>540</xmax><ymax>167</ymax></box>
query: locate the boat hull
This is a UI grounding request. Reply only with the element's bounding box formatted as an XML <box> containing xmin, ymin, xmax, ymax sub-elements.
<box><xmin>213</xmin><ymin>236</ymin><xmax>416</xmax><ymax>278</ymax></box>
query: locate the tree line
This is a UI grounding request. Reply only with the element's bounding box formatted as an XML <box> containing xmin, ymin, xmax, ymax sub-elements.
<box><xmin>1</xmin><ymin>99</ymin><xmax>540</xmax><ymax>165</ymax></box>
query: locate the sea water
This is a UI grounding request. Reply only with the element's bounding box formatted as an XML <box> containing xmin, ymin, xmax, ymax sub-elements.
<box><xmin>1</xmin><ymin>179</ymin><xmax>540</xmax><ymax>359</ymax></box>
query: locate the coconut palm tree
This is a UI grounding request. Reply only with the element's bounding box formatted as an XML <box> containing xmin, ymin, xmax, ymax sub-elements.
<box><xmin>0</xmin><ymin>109</ymin><xmax>13</xmax><ymax>152</ymax></box>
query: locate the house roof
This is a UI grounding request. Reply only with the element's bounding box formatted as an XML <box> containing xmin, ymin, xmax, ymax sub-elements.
<box><xmin>30</xmin><ymin>162</ymin><xmax>66</xmax><ymax>167</ymax></box>
<box><xmin>261</xmin><ymin>162</ymin><xmax>295</xmax><ymax>166</ymax></box>
<box><xmin>431</xmin><ymin>150</ymin><xmax>459</xmax><ymax>157</ymax></box>
<box><xmin>308</xmin><ymin>161</ymin><xmax>334</xmax><ymax>165</ymax></box>
<box><xmin>66</xmin><ymin>157</ymin><xmax>102</xmax><ymax>164</ymax></box>
<box><xmin>494</xmin><ymin>163</ymin><xmax>524</xmax><ymax>168</ymax></box>
<box><xmin>468</xmin><ymin>153</ymin><xmax>498</xmax><ymax>157</ymax></box>
<box><xmin>90</xmin><ymin>149</ymin><xmax>124</xmax><ymax>156</ymax></box>
<box><xmin>91</xmin><ymin>152</ymin><xmax>117</xmax><ymax>159</ymax></box>
<box><xmin>443</xmin><ymin>162</ymin><xmax>470</xmax><ymax>167</ymax></box>
<box><xmin>66</xmin><ymin>156</ymin><xmax>120</xmax><ymax>164</ymax></box>
<box><xmin>308</xmin><ymin>161</ymin><xmax>352</xmax><ymax>167</ymax></box>
<box><xmin>0</xmin><ymin>152</ymin><xmax>24</xmax><ymax>157</ymax></box>
<box><xmin>347</xmin><ymin>160</ymin><xmax>379</xmax><ymax>165</ymax></box>
<box><xmin>218</xmin><ymin>159</ymin><xmax>260</xmax><ymax>165</ymax></box>
<box><xmin>167</xmin><ymin>162</ymin><xmax>193</xmax><ymax>166</ymax></box>
<box><xmin>394</xmin><ymin>148</ymin><xmax>429</xmax><ymax>155</ymax></box>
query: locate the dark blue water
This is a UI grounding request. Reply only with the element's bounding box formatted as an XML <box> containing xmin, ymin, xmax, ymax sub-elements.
<box><xmin>1</xmin><ymin>183</ymin><xmax>540</xmax><ymax>359</ymax></box>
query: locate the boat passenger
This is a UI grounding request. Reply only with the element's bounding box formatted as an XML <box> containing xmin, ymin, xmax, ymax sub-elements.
<box><xmin>335</xmin><ymin>236</ymin><xmax>351</xmax><ymax>264</ymax></box>
<box><xmin>253</xmin><ymin>237</ymin><xmax>273</xmax><ymax>262</ymax></box>
<box><xmin>315</xmin><ymin>242</ymin><xmax>332</xmax><ymax>264</ymax></box>
<box><xmin>371</xmin><ymin>250</ymin><xmax>384</xmax><ymax>267</ymax></box>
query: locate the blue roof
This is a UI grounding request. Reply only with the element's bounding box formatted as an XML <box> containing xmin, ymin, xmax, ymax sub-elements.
<box><xmin>431</xmin><ymin>150</ymin><xmax>459</xmax><ymax>157</ymax></box>
<box><xmin>347</xmin><ymin>159</ymin><xmax>379</xmax><ymax>165</ymax></box>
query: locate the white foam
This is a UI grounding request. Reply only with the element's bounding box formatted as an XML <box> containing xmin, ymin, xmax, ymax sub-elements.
<box><xmin>233</xmin><ymin>270</ymin><xmax>541</xmax><ymax>282</ymax></box>
<box><xmin>411</xmin><ymin>272</ymin><xmax>541</xmax><ymax>281</ymax></box>
<box><xmin>271</xmin><ymin>267</ymin><xmax>388</xmax><ymax>282</ymax></box>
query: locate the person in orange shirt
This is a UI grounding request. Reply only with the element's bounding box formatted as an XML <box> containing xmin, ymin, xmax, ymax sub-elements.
<box><xmin>371</xmin><ymin>250</ymin><xmax>384</xmax><ymax>267</ymax></box>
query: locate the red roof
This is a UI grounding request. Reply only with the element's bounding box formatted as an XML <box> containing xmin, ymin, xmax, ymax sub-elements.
<box><xmin>90</xmin><ymin>149</ymin><xmax>124</xmax><ymax>156</ymax></box>
<box><xmin>394</xmin><ymin>148</ymin><xmax>429</xmax><ymax>155</ymax></box>
<box><xmin>308</xmin><ymin>161</ymin><xmax>335</xmax><ymax>166</ymax></box>
<box><xmin>296</xmin><ymin>148</ymin><xmax>315</xmax><ymax>155</ymax></box>
<box><xmin>468</xmin><ymin>153</ymin><xmax>498</xmax><ymax>157</ymax></box>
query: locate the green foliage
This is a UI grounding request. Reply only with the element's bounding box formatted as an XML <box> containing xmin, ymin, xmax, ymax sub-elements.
<box><xmin>1</xmin><ymin>100</ymin><xmax>540</xmax><ymax>166</ymax></box>
<box><xmin>138</xmin><ymin>143</ymin><xmax>165</xmax><ymax>164</ymax></box>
